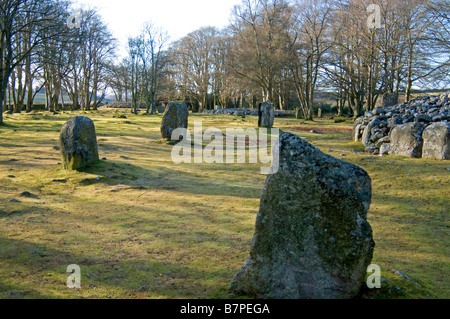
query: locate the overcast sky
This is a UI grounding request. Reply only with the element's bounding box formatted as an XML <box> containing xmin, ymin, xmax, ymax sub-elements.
<box><xmin>75</xmin><ymin>0</ymin><xmax>242</xmax><ymax>57</ymax></box>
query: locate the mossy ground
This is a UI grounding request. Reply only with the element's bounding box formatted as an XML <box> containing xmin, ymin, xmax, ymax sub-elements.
<box><xmin>0</xmin><ymin>109</ymin><xmax>448</xmax><ymax>299</ymax></box>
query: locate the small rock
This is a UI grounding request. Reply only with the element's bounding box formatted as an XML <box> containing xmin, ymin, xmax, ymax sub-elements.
<box><xmin>310</xmin><ymin>130</ymin><xmax>323</xmax><ymax>134</ymax></box>
<box><xmin>53</xmin><ymin>146</ymin><xmax>60</xmax><ymax>151</ymax></box>
<box><xmin>52</xmin><ymin>178</ymin><xmax>67</xmax><ymax>183</ymax></box>
<box><xmin>19</xmin><ymin>191</ymin><xmax>34</xmax><ymax>198</ymax></box>
<box><xmin>30</xmin><ymin>250</ymin><xmax>47</xmax><ymax>257</ymax></box>
<box><xmin>6</xmin><ymin>291</ymin><xmax>22</xmax><ymax>296</ymax></box>
<box><xmin>379</xmin><ymin>143</ymin><xmax>391</xmax><ymax>156</ymax></box>
<box><xmin>10</xmin><ymin>199</ymin><xmax>20</xmax><ymax>203</ymax></box>
<box><xmin>391</xmin><ymin>269</ymin><xmax>422</xmax><ymax>287</ymax></box>
<box><xmin>7</xmin><ymin>175</ymin><xmax>15</xmax><ymax>178</ymax></box>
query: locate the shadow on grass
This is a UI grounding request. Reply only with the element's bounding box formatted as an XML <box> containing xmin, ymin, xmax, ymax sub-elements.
<box><xmin>76</xmin><ymin>160</ymin><xmax>262</xmax><ymax>199</ymax></box>
<box><xmin>0</xmin><ymin>236</ymin><xmax>235</xmax><ymax>299</ymax></box>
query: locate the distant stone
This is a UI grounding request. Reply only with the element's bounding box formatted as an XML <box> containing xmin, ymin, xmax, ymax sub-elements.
<box><xmin>310</xmin><ymin>130</ymin><xmax>323</xmax><ymax>134</ymax></box>
<box><xmin>53</xmin><ymin>146</ymin><xmax>60</xmax><ymax>151</ymax></box>
<box><xmin>259</xmin><ymin>102</ymin><xmax>275</xmax><ymax>128</ymax></box>
<box><xmin>10</xmin><ymin>199</ymin><xmax>20</xmax><ymax>203</ymax></box>
<box><xmin>52</xmin><ymin>179</ymin><xmax>67</xmax><ymax>183</ymax></box>
<box><xmin>231</xmin><ymin>133</ymin><xmax>374</xmax><ymax>299</ymax></box>
<box><xmin>390</xmin><ymin>123</ymin><xmax>426</xmax><ymax>158</ymax></box>
<box><xmin>383</xmin><ymin>93</ymin><xmax>399</xmax><ymax>108</ymax></box>
<box><xmin>19</xmin><ymin>191</ymin><xmax>35</xmax><ymax>198</ymax></box>
<box><xmin>160</xmin><ymin>102</ymin><xmax>189</xmax><ymax>140</ymax></box>
<box><xmin>59</xmin><ymin>116</ymin><xmax>99</xmax><ymax>170</ymax></box>
<box><xmin>422</xmin><ymin>122</ymin><xmax>450</xmax><ymax>160</ymax></box>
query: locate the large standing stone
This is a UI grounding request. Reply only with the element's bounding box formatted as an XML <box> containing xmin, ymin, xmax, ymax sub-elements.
<box><xmin>160</xmin><ymin>102</ymin><xmax>189</xmax><ymax>140</ymax></box>
<box><xmin>59</xmin><ymin>116</ymin><xmax>99</xmax><ymax>170</ymax></box>
<box><xmin>422</xmin><ymin>122</ymin><xmax>450</xmax><ymax>160</ymax></box>
<box><xmin>259</xmin><ymin>102</ymin><xmax>275</xmax><ymax>128</ymax></box>
<box><xmin>390</xmin><ymin>122</ymin><xmax>426</xmax><ymax>158</ymax></box>
<box><xmin>231</xmin><ymin>132</ymin><xmax>375</xmax><ymax>299</ymax></box>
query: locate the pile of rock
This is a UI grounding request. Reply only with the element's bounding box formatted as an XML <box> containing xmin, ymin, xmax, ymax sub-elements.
<box><xmin>203</xmin><ymin>108</ymin><xmax>295</xmax><ymax>118</ymax></box>
<box><xmin>353</xmin><ymin>92</ymin><xmax>450</xmax><ymax>159</ymax></box>
<box><xmin>99</xmin><ymin>102</ymin><xmax>147</xmax><ymax>109</ymax></box>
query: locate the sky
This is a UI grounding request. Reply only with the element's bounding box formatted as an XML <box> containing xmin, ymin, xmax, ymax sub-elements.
<box><xmin>75</xmin><ymin>0</ymin><xmax>243</xmax><ymax>57</ymax></box>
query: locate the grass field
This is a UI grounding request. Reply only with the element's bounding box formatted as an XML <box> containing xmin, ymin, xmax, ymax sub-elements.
<box><xmin>0</xmin><ymin>109</ymin><xmax>448</xmax><ymax>299</ymax></box>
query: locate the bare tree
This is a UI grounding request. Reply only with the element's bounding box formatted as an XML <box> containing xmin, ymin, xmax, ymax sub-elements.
<box><xmin>288</xmin><ymin>0</ymin><xmax>333</xmax><ymax>119</ymax></box>
<box><xmin>230</xmin><ymin>0</ymin><xmax>293</xmax><ymax>105</ymax></box>
<box><xmin>0</xmin><ymin>0</ymin><xmax>70</xmax><ymax>124</ymax></box>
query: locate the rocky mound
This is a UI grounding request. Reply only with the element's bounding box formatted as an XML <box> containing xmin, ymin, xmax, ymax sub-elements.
<box><xmin>353</xmin><ymin>92</ymin><xmax>450</xmax><ymax>159</ymax></box>
<box><xmin>99</xmin><ymin>102</ymin><xmax>147</xmax><ymax>109</ymax></box>
<box><xmin>203</xmin><ymin>108</ymin><xmax>295</xmax><ymax>118</ymax></box>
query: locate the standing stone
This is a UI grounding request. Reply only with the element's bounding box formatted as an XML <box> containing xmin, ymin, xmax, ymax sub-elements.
<box><xmin>259</xmin><ymin>102</ymin><xmax>275</xmax><ymax>128</ymax></box>
<box><xmin>160</xmin><ymin>102</ymin><xmax>189</xmax><ymax>140</ymax></box>
<box><xmin>422</xmin><ymin>122</ymin><xmax>450</xmax><ymax>160</ymax></box>
<box><xmin>390</xmin><ymin>122</ymin><xmax>426</xmax><ymax>158</ymax></box>
<box><xmin>383</xmin><ymin>93</ymin><xmax>399</xmax><ymax>108</ymax></box>
<box><xmin>231</xmin><ymin>132</ymin><xmax>374</xmax><ymax>299</ymax></box>
<box><xmin>318</xmin><ymin>108</ymin><xmax>322</xmax><ymax>118</ymax></box>
<box><xmin>158</xmin><ymin>104</ymin><xmax>165</xmax><ymax>114</ymax></box>
<box><xmin>352</xmin><ymin>117</ymin><xmax>364</xmax><ymax>142</ymax></box>
<box><xmin>59</xmin><ymin>116</ymin><xmax>99</xmax><ymax>170</ymax></box>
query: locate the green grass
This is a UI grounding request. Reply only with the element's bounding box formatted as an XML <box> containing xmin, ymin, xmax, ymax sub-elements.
<box><xmin>0</xmin><ymin>109</ymin><xmax>448</xmax><ymax>299</ymax></box>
